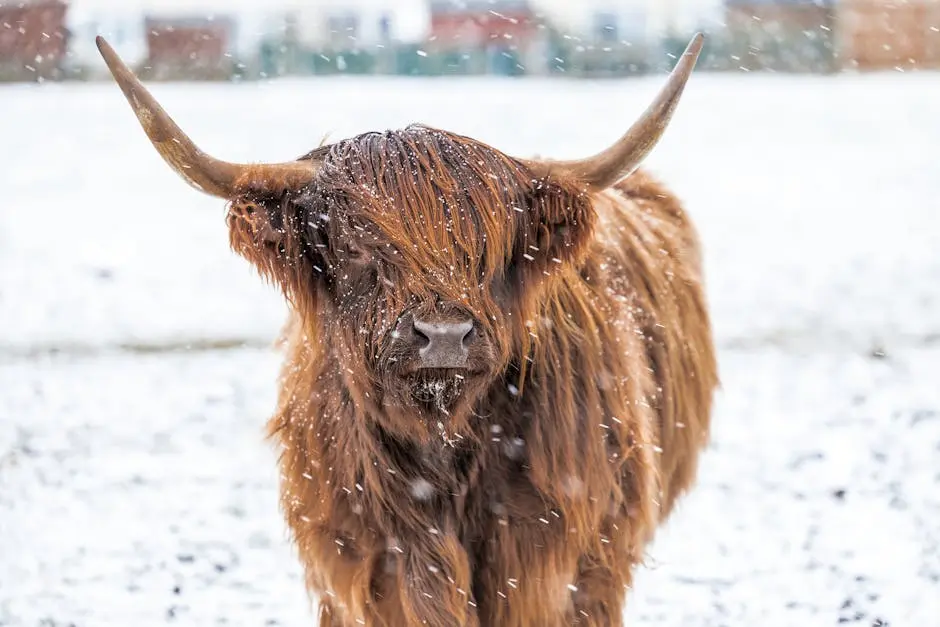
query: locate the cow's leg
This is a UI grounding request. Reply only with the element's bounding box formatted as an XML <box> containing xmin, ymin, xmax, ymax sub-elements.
<box><xmin>366</xmin><ymin>548</ymin><xmax>480</xmax><ymax>627</ymax></box>
<box><xmin>297</xmin><ymin>531</ymin><xmax>378</xmax><ymax>626</ymax></box>
<box><xmin>471</xmin><ymin>516</ymin><xmax>582</xmax><ymax>627</ymax></box>
<box><xmin>471</xmin><ymin>500</ymin><xmax>643</xmax><ymax>627</ymax></box>
<box><xmin>469</xmin><ymin>544</ymin><xmax>634</xmax><ymax>627</ymax></box>
<box><xmin>298</xmin><ymin>523</ymin><xmax>478</xmax><ymax>627</ymax></box>
<box><xmin>566</xmin><ymin>558</ymin><xmax>630</xmax><ymax>627</ymax></box>
<box><xmin>317</xmin><ymin>598</ymin><xmax>349</xmax><ymax>627</ymax></box>
<box><xmin>372</xmin><ymin>531</ymin><xmax>479</xmax><ymax>627</ymax></box>
<box><xmin>566</xmin><ymin>512</ymin><xmax>643</xmax><ymax>627</ymax></box>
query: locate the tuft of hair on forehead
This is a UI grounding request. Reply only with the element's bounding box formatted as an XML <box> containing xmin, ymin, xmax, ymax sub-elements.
<box><xmin>261</xmin><ymin>124</ymin><xmax>598</xmax><ymax>387</ymax></box>
<box><xmin>293</xmin><ymin>124</ymin><xmax>598</xmax><ymax>377</ymax></box>
<box><xmin>313</xmin><ymin>125</ymin><xmax>535</xmax><ymax>290</ymax></box>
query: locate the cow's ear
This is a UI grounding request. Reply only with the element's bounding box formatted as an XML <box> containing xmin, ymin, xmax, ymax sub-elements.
<box><xmin>227</xmin><ymin>196</ymin><xmax>288</xmax><ymax>278</ymax></box>
<box><xmin>226</xmin><ymin>194</ymin><xmax>327</xmax><ymax>304</ymax></box>
<box><xmin>510</xmin><ymin>177</ymin><xmax>597</xmax><ymax>287</ymax></box>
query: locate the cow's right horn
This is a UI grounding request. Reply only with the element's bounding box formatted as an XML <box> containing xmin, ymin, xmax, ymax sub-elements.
<box><xmin>96</xmin><ymin>36</ymin><xmax>318</xmax><ymax>198</ymax></box>
<box><xmin>523</xmin><ymin>33</ymin><xmax>704</xmax><ymax>190</ymax></box>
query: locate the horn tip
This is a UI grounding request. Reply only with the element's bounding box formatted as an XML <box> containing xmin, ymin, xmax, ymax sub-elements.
<box><xmin>673</xmin><ymin>33</ymin><xmax>705</xmax><ymax>73</ymax></box>
<box><xmin>95</xmin><ymin>35</ymin><xmax>119</xmax><ymax>71</ymax></box>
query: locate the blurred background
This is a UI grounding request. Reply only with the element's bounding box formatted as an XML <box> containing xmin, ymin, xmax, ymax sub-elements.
<box><xmin>1</xmin><ymin>1</ymin><xmax>938</xmax><ymax>626</ymax></box>
<box><xmin>2</xmin><ymin>0</ymin><xmax>939</xmax><ymax>82</ymax></box>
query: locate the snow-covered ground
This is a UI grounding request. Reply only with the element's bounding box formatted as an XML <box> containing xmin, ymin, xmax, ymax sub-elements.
<box><xmin>1</xmin><ymin>72</ymin><xmax>938</xmax><ymax>625</ymax></box>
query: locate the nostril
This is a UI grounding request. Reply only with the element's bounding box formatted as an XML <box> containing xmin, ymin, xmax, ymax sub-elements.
<box><xmin>412</xmin><ymin>324</ymin><xmax>431</xmax><ymax>348</ymax></box>
<box><xmin>461</xmin><ymin>325</ymin><xmax>476</xmax><ymax>347</ymax></box>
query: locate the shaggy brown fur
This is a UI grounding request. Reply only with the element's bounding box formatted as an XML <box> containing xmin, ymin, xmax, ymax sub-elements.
<box><xmin>226</xmin><ymin>125</ymin><xmax>718</xmax><ymax>626</ymax></box>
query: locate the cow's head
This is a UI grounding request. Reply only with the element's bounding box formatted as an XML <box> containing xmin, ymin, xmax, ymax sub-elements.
<box><xmin>96</xmin><ymin>35</ymin><xmax>703</xmax><ymax>441</ymax></box>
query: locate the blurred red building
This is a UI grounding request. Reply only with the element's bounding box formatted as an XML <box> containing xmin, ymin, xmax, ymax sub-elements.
<box><xmin>0</xmin><ymin>0</ymin><xmax>69</xmax><ymax>81</ymax></box>
<box><xmin>838</xmin><ymin>0</ymin><xmax>940</xmax><ymax>70</ymax></box>
<box><xmin>425</xmin><ymin>0</ymin><xmax>546</xmax><ymax>75</ymax></box>
<box><xmin>428</xmin><ymin>0</ymin><xmax>539</xmax><ymax>48</ymax></box>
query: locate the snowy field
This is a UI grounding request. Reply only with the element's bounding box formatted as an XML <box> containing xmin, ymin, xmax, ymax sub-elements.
<box><xmin>1</xmin><ymin>72</ymin><xmax>938</xmax><ymax>625</ymax></box>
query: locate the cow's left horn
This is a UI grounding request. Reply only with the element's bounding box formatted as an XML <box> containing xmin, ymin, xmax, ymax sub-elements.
<box><xmin>96</xmin><ymin>36</ymin><xmax>318</xmax><ymax>198</ymax></box>
<box><xmin>526</xmin><ymin>33</ymin><xmax>704</xmax><ymax>190</ymax></box>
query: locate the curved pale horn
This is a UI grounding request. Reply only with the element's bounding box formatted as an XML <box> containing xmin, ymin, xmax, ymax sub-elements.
<box><xmin>526</xmin><ymin>33</ymin><xmax>705</xmax><ymax>189</ymax></box>
<box><xmin>95</xmin><ymin>36</ymin><xmax>318</xmax><ymax>198</ymax></box>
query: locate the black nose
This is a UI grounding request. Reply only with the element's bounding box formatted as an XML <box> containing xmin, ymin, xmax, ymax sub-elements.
<box><xmin>412</xmin><ymin>318</ymin><xmax>475</xmax><ymax>369</ymax></box>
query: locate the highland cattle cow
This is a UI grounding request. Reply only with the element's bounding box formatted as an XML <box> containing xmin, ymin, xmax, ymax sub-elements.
<box><xmin>96</xmin><ymin>33</ymin><xmax>719</xmax><ymax>627</ymax></box>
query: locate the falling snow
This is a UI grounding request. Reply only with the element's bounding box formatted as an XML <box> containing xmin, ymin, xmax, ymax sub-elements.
<box><xmin>409</xmin><ymin>478</ymin><xmax>436</xmax><ymax>501</ymax></box>
<box><xmin>1</xmin><ymin>71</ymin><xmax>938</xmax><ymax>626</ymax></box>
